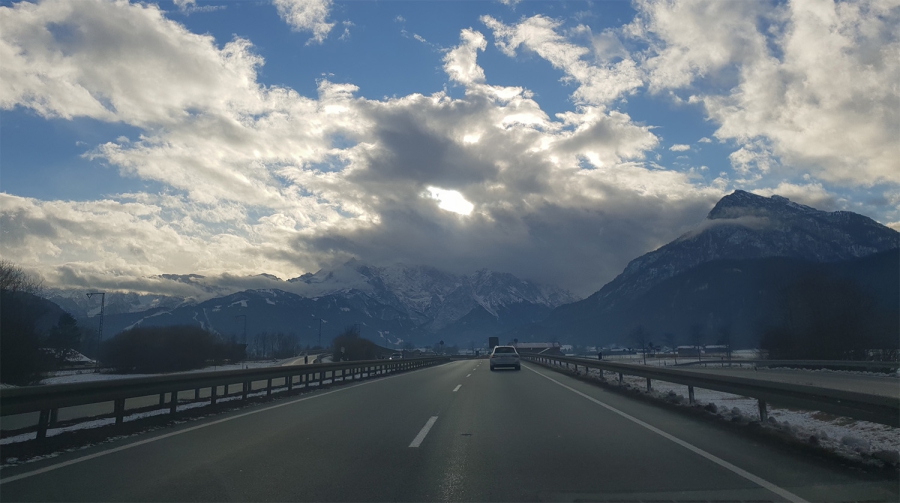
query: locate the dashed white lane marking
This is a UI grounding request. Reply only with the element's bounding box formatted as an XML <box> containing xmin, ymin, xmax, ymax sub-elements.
<box><xmin>466</xmin><ymin>374</ymin><xmax>471</xmax><ymax>378</ymax></box>
<box><xmin>408</xmin><ymin>416</ymin><xmax>438</xmax><ymax>448</ymax></box>
<box><xmin>524</xmin><ymin>365</ymin><xmax>809</xmax><ymax>503</ymax></box>
<box><xmin>453</xmin><ymin>385</ymin><xmax>462</xmax><ymax>392</ymax></box>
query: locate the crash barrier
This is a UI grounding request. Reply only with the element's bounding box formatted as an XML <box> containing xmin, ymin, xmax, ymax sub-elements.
<box><xmin>522</xmin><ymin>354</ymin><xmax>899</xmax><ymax>427</ymax></box>
<box><xmin>0</xmin><ymin>357</ymin><xmax>449</xmax><ymax>440</ymax></box>
<box><xmin>674</xmin><ymin>359</ymin><xmax>899</xmax><ymax>371</ymax></box>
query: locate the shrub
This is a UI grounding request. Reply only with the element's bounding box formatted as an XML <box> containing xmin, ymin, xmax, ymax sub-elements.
<box><xmin>103</xmin><ymin>325</ymin><xmax>245</xmax><ymax>373</ymax></box>
<box><xmin>332</xmin><ymin>326</ymin><xmax>378</xmax><ymax>361</ymax></box>
<box><xmin>0</xmin><ymin>261</ymin><xmax>45</xmax><ymax>385</ymax></box>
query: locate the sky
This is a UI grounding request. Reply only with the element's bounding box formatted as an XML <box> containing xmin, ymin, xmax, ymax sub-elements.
<box><xmin>1</xmin><ymin>0</ymin><xmax>898</xmax><ymax>299</ymax></box>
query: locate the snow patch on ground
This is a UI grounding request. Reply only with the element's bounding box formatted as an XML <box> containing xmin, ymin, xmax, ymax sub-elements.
<box><xmin>564</xmin><ymin>365</ymin><xmax>900</xmax><ymax>466</ymax></box>
<box><xmin>40</xmin><ymin>360</ymin><xmax>284</xmax><ymax>385</ymax></box>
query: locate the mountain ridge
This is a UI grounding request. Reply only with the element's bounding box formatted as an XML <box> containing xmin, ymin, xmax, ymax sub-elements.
<box><xmin>505</xmin><ymin>190</ymin><xmax>899</xmax><ymax>347</ymax></box>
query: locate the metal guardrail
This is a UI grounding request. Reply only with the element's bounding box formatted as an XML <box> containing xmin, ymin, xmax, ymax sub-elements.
<box><xmin>522</xmin><ymin>354</ymin><xmax>899</xmax><ymax>427</ymax></box>
<box><xmin>673</xmin><ymin>359</ymin><xmax>900</xmax><ymax>371</ymax></box>
<box><xmin>0</xmin><ymin>357</ymin><xmax>449</xmax><ymax>440</ymax></box>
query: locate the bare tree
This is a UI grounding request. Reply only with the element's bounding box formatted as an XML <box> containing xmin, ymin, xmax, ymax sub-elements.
<box><xmin>0</xmin><ymin>260</ymin><xmax>42</xmax><ymax>294</ymax></box>
<box><xmin>0</xmin><ymin>260</ymin><xmax>45</xmax><ymax>384</ymax></box>
<box><xmin>629</xmin><ymin>325</ymin><xmax>651</xmax><ymax>365</ymax></box>
<box><xmin>663</xmin><ymin>332</ymin><xmax>678</xmax><ymax>364</ymax></box>
<box><xmin>689</xmin><ymin>324</ymin><xmax>705</xmax><ymax>361</ymax></box>
<box><xmin>716</xmin><ymin>325</ymin><xmax>733</xmax><ymax>362</ymax></box>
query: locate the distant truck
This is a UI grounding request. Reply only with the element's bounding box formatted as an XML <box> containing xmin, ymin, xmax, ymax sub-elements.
<box><xmin>488</xmin><ymin>337</ymin><xmax>499</xmax><ymax>350</ymax></box>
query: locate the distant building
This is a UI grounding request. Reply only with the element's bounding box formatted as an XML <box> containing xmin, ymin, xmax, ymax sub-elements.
<box><xmin>514</xmin><ymin>342</ymin><xmax>563</xmax><ymax>355</ymax></box>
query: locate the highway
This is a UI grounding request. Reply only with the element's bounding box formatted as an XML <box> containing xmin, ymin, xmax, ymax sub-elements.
<box><xmin>1</xmin><ymin>360</ymin><xmax>897</xmax><ymax>502</ymax></box>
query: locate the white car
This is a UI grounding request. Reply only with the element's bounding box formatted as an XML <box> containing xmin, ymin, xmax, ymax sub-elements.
<box><xmin>490</xmin><ymin>346</ymin><xmax>520</xmax><ymax>371</ymax></box>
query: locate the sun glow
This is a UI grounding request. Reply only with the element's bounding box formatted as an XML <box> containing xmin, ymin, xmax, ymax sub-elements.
<box><xmin>425</xmin><ymin>186</ymin><xmax>474</xmax><ymax>215</ymax></box>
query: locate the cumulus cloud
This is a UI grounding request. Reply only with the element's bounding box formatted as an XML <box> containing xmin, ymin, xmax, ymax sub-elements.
<box><xmin>482</xmin><ymin>15</ymin><xmax>643</xmax><ymax>105</ymax></box>
<box><xmin>751</xmin><ymin>182</ymin><xmax>842</xmax><ymax>212</ymax></box>
<box><xmin>443</xmin><ymin>29</ymin><xmax>487</xmax><ymax>86</ymax></box>
<box><xmin>0</xmin><ymin>0</ymin><xmax>266</xmax><ymax>126</ymax></box>
<box><xmin>669</xmin><ymin>144</ymin><xmax>690</xmax><ymax>152</ymax></box>
<box><xmin>0</xmin><ymin>0</ymin><xmax>724</xmax><ymax>297</ymax></box>
<box><xmin>632</xmin><ymin>0</ymin><xmax>900</xmax><ymax>187</ymax></box>
<box><xmin>272</xmin><ymin>0</ymin><xmax>335</xmax><ymax>44</ymax></box>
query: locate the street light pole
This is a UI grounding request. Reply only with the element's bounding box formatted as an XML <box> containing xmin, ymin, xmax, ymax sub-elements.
<box><xmin>318</xmin><ymin>318</ymin><xmax>323</xmax><ymax>346</ymax></box>
<box><xmin>86</xmin><ymin>292</ymin><xmax>105</xmax><ymax>371</ymax></box>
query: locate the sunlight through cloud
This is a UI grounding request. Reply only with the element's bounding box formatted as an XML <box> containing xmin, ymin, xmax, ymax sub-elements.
<box><xmin>425</xmin><ymin>187</ymin><xmax>474</xmax><ymax>215</ymax></box>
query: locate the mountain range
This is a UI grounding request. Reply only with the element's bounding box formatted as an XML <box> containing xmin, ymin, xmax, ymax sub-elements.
<box><xmin>43</xmin><ymin>190</ymin><xmax>899</xmax><ymax>351</ymax></box>
<box><xmin>505</xmin><ymin>190</ymin><xmax>899</xmax><ymax>348</ymax></box>
<box><xmin>47</xmin><ymin>264</ymin><xmax>576</xmax><ymax>348</ymax></box>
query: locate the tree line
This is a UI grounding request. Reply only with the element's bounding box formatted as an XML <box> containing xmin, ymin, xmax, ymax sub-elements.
<box><xmin>617</xmin><ymin>271</ymin><xmax>897</xmax><ymax>362</ymax></box>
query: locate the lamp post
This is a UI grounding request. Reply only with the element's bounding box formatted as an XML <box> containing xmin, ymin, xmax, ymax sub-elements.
<box><xmin>86</xmin><ymin>292</ymin><xmax>105</xmax><ymax>371</ymax></box>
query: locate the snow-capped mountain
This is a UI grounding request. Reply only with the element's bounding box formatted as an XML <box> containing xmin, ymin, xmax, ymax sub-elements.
<box><xmin>44</xmin><ymin>289</ymin><xmax>191</xmax><ymax>318</ymax></box>
<box><xmin>287</xmin><ymin>261</ymin><xmax>576</xmax><ymax>330</ymax></box>
<box><xmin>506</xmin><ymin>190</ymin><xmax>899</xmax><ymax>346</ymax></box>
<box><xmin>95</xmin><ymin>288</ymin><xmax>415</xmax><ymax>348</ymax></box>
<box><xmin>595</xmin><ymin>190</ymin><xmax>899</xmax><ymax>303</ymax></box>
<box><xmin>61</xmin><ymin>263</ymin><xmax>576</xmax><ymax>347</ymax></box>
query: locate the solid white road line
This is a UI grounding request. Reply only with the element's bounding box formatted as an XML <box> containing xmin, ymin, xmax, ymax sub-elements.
<box><xmin>1</xmin><ymin>364</ymin><xmax>448</xmax><ymax>485</ymax></box>
<box><xmin>524</xmin><ymin>365</ymin><xmax>809</xmax><ymax>503</ymax></box>
<box><xmin>453</xmin><ymin>385</ymin><xmax>462</xmax><ymax>392</ymax></box>
<box><xmin>408</xmin><ymin>416</ymin><xmax>438</xmax><ymax>448</ymax></box>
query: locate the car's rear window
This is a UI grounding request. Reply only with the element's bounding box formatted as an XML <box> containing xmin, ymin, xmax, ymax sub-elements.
<box><xmin>494</xmin><ymin>347</ymin><xmax>516</xmax><ymax>353</ymax></box>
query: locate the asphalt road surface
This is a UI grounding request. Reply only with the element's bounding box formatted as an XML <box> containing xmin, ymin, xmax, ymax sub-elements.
<box><xmin>1</xmin><ymin>360</ymin><xmax>897</xmax><ymax>502</ymax></box>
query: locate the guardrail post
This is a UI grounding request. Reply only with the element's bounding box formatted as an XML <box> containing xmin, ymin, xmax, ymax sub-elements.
<box><xmin>242</xmin><ymin>382</ymin><xmax>249</xmax><ymax>400</ymax></box>
<box><xmin>688</xmin><ymin>386</ymin><xmax>694</xmax><ymax>404</ymax></box>
<box><xmin>267</xmin><ymin>378</ymin><xmax>273</xmax><ymax>396</ymax></box>
<box><xmin>646</xmin><ymin>378</ymin><xmax>652</xmax><ymax>392</ymax></box>
<box><xmin>318</xmin><ymin>370</ymin><xmax>324</xmax><ymax>386</ymax></box>
<box><xmin>288</xmin><ymin>375</ymin><xmax>294</xmax><ymax>391</ymax></box>
<box><xmin>115</xmin><ymin>398</ymin><xmax>125</xmax><ymax>425</ymax></box>
<box><xmin>194</xmin><ymin>388</ymin><xmax>200</xmax><ymax>400</ymax></box>
<box><xmin>758</xmin><ymin>399</ymin><xmax>768</xmax><ymax>422</ymax></box>
<box><xmin>169</xmin><ymin>391</ymin><xmax>178</xmax><ymax>414</ymax></box>
<box><xmin>159</xmin><ymin>393</ymin><xmax>166</xmax><ymax>406</ymax></box>
<box><xmin>211</xmin><ymin>385</ymin><xmax>217</xmax><ymax>405</ymax></box>
<box><xmin>49</xmin><ymin>408</ymin><xmax>59</xmax><ymax>427</ymax></box>
<box><xmin>618</xmin><ymin>373</ymin><xmax>623</xmax><ymax>384</ymax></box>
<box><xmin>37</xmin><ymin>409</ymin><xmax>50</xmax><ymax>440</ymax></box>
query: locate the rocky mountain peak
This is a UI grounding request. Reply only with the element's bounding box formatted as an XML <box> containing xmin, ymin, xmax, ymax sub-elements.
<box><xmin>593</xmin><ymin>190</ymin><xmax>899</xmax><ymax>303</ymax></box>
<box><xmin>707</xmin><ymin>190</ymin><xmax>816</xmax><ymax>220</ymax></box>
